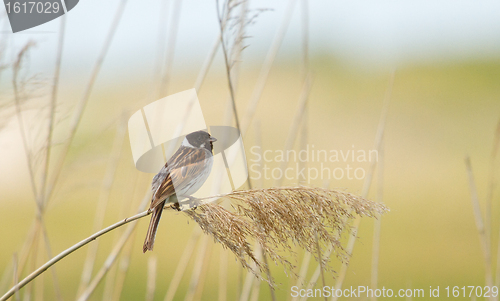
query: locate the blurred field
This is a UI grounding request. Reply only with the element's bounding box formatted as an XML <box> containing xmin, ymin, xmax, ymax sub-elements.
<box><xmin>1</xmin><ymin>56</ymin><xmax>500</xmax><ymax>300</ymax></box>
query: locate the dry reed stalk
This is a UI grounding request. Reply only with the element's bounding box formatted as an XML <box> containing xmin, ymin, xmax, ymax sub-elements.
<box><xmin>253</xmin><ymin>121</ymin><xmax>264</xmax><ymax>189</ymax></box>
<box><xmin>291</xmin><ymin>252</ymin><xmax>311</xmax><ymax>301</ymax></box>
<box><xmin>102</xmin><ymin>172</ymin><xmax>139</xmax><ymax>301</ymax></box>
<box><xmin>300</xmin><ymin>0</ymin><xmax>309</xmax><ymax>81</ymax></box>
<box><xmin>43</xmin><ymin>0</ymin><xmax>128</xmax><ymax>204</ymax></box>
<box><xmin>218</xmin><ymin>249</ymin><xmax>228</xmax><ymax>301</ymax></box>
<box><xmin>15</xmin><ymin>227</ymin><xmax>46</xmax><ymax>282</ymax></box>
<box><xmin>76</xmin><ymin>120</ymin><xmax>127</xmax><ymax>296</ymax></box>
<box><xmin>163</xmin><ymin>227</ymin><xmax>203</xmax><ymax>301</ymax></box>
<box><xmin>371</xmin><ymin>141</ymin><xmax>384</xmax><ymax>301</ymax></box>
<box><xmin>486</xmin><ymin>120</ymin><xmax>500</xmax><ymax>264</ymax></box>
<box><xmin>240</xmin><ymin>0</ymin><xmax>298</xmax><ymax>136</ymax></box>
<box><xmin>0</xmin><ymin>19</ymin><xmax>47</xmax><ymax>301</ymax></box>
<box><xmin>331</xmin><ymin>70</ymin><xmax>394</xmax><ymax>300</ymax></box>
<box><xmin>298</xmin><ymin>0</ymin><xmax>309</xmax><ymax>186</ymax></box>
<box><xmin>35</xmin><ymin>235</ymin><xmax>45</xmax><ymax>301</ymax></box>
<box><xmin>291</xmin><ymin>179</ymin><xmax>330</xmax><ymax>301</ymax></box>
<box><xmin>108</xmin><ymin>184</ymin><xmax>143</xmax><ymax>301</ymax></box>
<box><xmin>465</xmin><ymin>157</ymin><xmax>493</xmax><ymax>292</ymax></box>
<box><xmin>193</xmin><ymin>35</ymin><xmax>220</xmax><ymax>91</ymax></box>
<box><xmin>230</xmin><ymin>0</ymin><xmax>248</xmax><ymax>91</ymax></box>
<box><xmin>77</xmin><ymin>225</ymin><xmax>140</xmax><ymax>301</ymax></box>
<box><xmin>162</xmin><ymin>32</ymin><xmax>220</xmax><ymax>158</ymax></box>
<box><xmin>101</xmin><ymin>259</ymin><xmax>118</xmax><ymax>301</ymax></box>
<box><xmin>7</xmin><ymin>5</ymin><xmax>127</xmax><ymax>295</ymax></box>
<box><xmin>248</xmin><ymin>243</ymin><xmax>263</xmax><ymax>301</ymax></box>
<box><xmin>192</xmin><ymin>240</ymin><xmax>213</xmax><ymax>301</ymax></box>
<box><xmin>76</xmin><ymin>191</ymin><xmax>152</xmax><ymax>301</ymax></box>
<box><xmin>0</xmin><ymin>222</ymin><xmax>38</xmax><ymax>292</ymax></box>
<box><xmin>39</xmin><ymin>223</ymin><xmax>62</xmax><ymax>301</ymax></box>
<box><xmin>239</xmin><ymin>242</ymin><xmax>259</xmax><ymax>301</ymax></box>
<box><xmin>216</xmin><ymin>0</ymin><xmax>244</xmax><ymax>149</ymax></box>
<box><xmin>183</xmin><ymin>235</ymin><xmax>210</xmax><ymax>301</ymax></box>
<box><xmin>260</xmin><ymin>247</ymin><xmax>276</xmax><ymax>301</ymax></box>
<box><xmin>245</xmin><ymin>121</ymin><xmax>264</xmax><ymax>301</ymax></box>
<box><xmin>233</xmin><ymin>190</ymin><xmax>243</xmax><ymax>295</ymax></box>
<box><xmin>490</xmin><ymin>119</ymin><xmax>500</xmax><ymax>290</ymax></box>
<box><xmin>298</xmin><ymin>92</ymin><xmax>309</xmax><ymax>184</ymax></box>
<box><xmin>240</xmin><ymin>129</ymin><xmax>265</xmax><ymax>301</ymax></box>
<box><xmin>110</xmin><ymin>234</ymin><xmax>136</xmax><ymax>301</ymax></box>
<box><xmin>151</xmin><ymin>0</ymin><xmax>169</xmax><ymax>99</ymax></box>
<box><xmin>158</xmin><ymin>0</ymin><xmax>182</xmax><ymax>97</ymax></box>
<box><xmin>216</xmin><ymin>0</ymin><xmax>257</xmax><ymax>193</ymax></box>
<box><xmin>274</xmin><ymin>74</ymin><xmax>312</xmax><ymax>187</ymax></box>
<box><xmin>149</xmin><ymin>0</ymin><xmax>182</xmax><ymax>160</ymax></box>
<box><xmin>298</xmin><ymin>244</ymin><xmax>335</xmax><ymax>301</ymax></box>
<box><xmin>11</xmin><ymin>41</ymin><xmax>63</xmax><ymax>301</ymax></box>
<box><xmin>12</xmin><ymin>255</ymin><xmax>19</xmax><ymax>301</ymax></box>
<box><xmin>295</xmin><ymin>184</ymin><xmax>334</xmax><ymax>301</ymax></box>
<box><xmin>226</xmin><ymin>2</ymin><xmax>254</xmax><ymax>290</ymax></box>
<box><xmin>239</xmin><ymin>271</ymin><xmax>253</xmax><ymax>301</ymax></box>
<box><xmin>12</xmin><ymin>41</ymin><xmax>40</xmax><ymax>212</ymax></box>
<box><xmin>39</xmin><ymin>15</ymin><xmax>65</xmax><ymax>209</ymax></box>
<box><xmin>2</xmin><ymin>17</ymin><xmax>65</xmax><ymax>298</ymax></box>
<box><xmin>146</xmin><ymin>256</ymin><xmax>157</xmax><ymax>301</ymax></box>
<box><xmin>288</xmin><ymin>68</ymin><xmax>312</xmax><ymax>297</ymax></box>
<box><xmin>406</xmin><ymin>282</ymin><xmax>412</xmax><ymax>301</ymax></box>
<box><xmin>314</xmin><ymin>232</ymin><xmax>327</xmax><ymax>301</ymax></box>
<box><xmin>220</xmin><ymin>0</ymin><xmax>248</xmax><ymax>128</ymax></box>
<box><xmin>362</xmin><ymin>70</ymin><xmax>394</xmax><ymax>197</ymax></box>
<box><xmin>463</xmin><ymin>119</ymin><xmax>500</xmax><ymax>301</ymax></box>
<box><xmin>24</xmin><ymin>226</ymin><xmax>40</xmax><ymax>301</ymax></box>
<box><xmin>292</xmin><ymin>180</ymin><xmax>330</xmax><ymax>301</ymax></box>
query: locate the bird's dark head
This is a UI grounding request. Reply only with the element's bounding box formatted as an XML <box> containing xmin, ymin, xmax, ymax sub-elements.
<box><xmin>183</xmin><ymin>130</ymin><xmax>217</xmax><ymax>151</ymax></box>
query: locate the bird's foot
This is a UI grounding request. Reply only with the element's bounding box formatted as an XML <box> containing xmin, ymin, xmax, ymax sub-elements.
<box><xmin>172</xmin><ymin>202</ymin><xmax>181</xmax><ymax>211</ymax></box>
<box><xmin>187</xmin><ymin>196</ymin><xmax>199</xmax><ymax>210</ymax></box>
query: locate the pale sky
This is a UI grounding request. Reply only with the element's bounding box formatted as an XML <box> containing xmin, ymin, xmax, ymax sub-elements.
<box><xmin>2</xmin><ymin>0</ymin><xmax>500</xmax><ymax>78</ymax></box>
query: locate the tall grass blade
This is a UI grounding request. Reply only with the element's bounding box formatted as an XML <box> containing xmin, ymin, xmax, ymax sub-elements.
<box><xmin>44</xmin><ymin>0</ymin><xmax>128</xmax><ymax>204</ymax></box>
<box><xmin>158</xmin><ymin>0</ymin><xmax>182</xmax><ymax>97</ymax></box>
<box><xmin>465</xmin><ymin>156</ymin><xmax>493</xmax><ymax>292</ymax></box>
<box><xmin>331</xmin><ymin>70</ymin><xmax>394</xmax><ymax>300</ymax></box>
<box><xmin>274</xmin><ymin>74</ymin><xmax>312</xmax><ymax>187</ymax></box>
<box><xmin>76</xmin><ymin>120</ymin><xmax>127</xmax><ymax>296</ymax></box>
<box><xmin>183</xmin><ymin>235</ymin><xmax>210</xmax><ymax>301</ymax></box>
<box><xmin>371</xmin><ymin>141</ymin><xmax>384</xmax><ymax>301</ymax></box>
<box><xmin>240</xmin><ymin>0</ymin><xmax>298</xmax><ymax>136</ymax></box>
<box><xmin>164</xmin><ymin>227</ymin><xmax>202</xmax><ymax>301</ymax></box>
<box><xmin>146</xmin><ymin>256</ymin><xmax>157</xmax><ymax>301</ymax></box>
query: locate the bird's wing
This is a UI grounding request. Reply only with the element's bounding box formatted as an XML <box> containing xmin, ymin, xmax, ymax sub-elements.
<box><xmin>149</xmin><ymin>146</ymin><xmax>208</xmax><ymax>209</ymax></box>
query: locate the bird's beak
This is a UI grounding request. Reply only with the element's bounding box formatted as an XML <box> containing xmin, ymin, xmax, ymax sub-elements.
<box><xmin>209</xmin><ymin>137</ymin><xmax>217</xmax><ymax>142</ymax></box>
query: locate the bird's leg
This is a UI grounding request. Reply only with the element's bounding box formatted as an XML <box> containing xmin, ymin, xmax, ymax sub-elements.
<box><xmin>172</xmin><ymin>202</ymin><xmax>181</xmax><ymax>211</ymax></box>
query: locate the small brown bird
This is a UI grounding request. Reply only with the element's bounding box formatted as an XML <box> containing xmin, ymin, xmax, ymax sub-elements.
<box><xmin>143</xmin><ymin>130</ymin><xmax>217</xmax><ymax>253</ymax></box>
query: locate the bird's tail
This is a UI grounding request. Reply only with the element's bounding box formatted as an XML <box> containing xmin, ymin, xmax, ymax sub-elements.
<box><xmin>143</xmin><ymin>201</ymin><xmax>165</xmax><ymax>253</ymax></box>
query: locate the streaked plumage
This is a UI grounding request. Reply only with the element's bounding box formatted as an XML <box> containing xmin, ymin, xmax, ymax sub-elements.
<box><xmin>143</xmin><ymin>130</ymin><xmax>216</xmax><ymax>253</ymax></box>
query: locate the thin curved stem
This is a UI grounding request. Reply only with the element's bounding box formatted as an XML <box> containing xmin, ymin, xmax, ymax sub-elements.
<box><xmin>0</xmin><ymin>203</ymin><xmax>173</xmax><ymax>301</ymax></box>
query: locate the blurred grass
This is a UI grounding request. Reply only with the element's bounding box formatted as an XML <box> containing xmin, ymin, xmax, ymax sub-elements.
<box><xmin>1</xmin><ymin>56</ymin><xmax>500</xmax><ymax>300</ymax></box>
